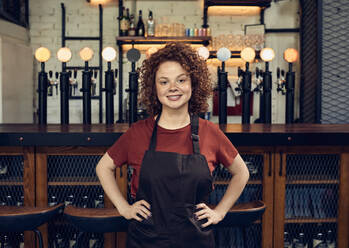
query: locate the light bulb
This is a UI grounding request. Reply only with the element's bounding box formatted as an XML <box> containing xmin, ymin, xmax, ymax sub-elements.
<box><xmin>240</xmin><ymin>47</ymin><xmax>255</xmax><ymax>63</ymax></box>
<box><xmin>102</xmin><ymin>47</ymin><xmax>116</xmax><ymax>62</ymax></box>
<box><xmin>57</xmin><ymin>47</ymin><xmax>72</xmax><ymax>63</ymax></box>
<box><xmin>260</xmin><ymin>48</ymin><xmax>275</xmax><ymax>62</ymax></box>
<box><xmin>79</xmin><ymin>47</ymin><xmax>94</xmax><ymax>61</ymax></box>
<box><xmin>217</xmin><ymin>47</ymin><xmax>231</xmax><ymax>62</ymax></box>
<box><xmin>197</xmin><ymin>46</ymin><xmax>210</xmax><ymax>60</ymax></box>
<box><xmin>284</xmin><ymin>48</ymin><xmax>298</xmax><ymax>63</ymax></box>
<box><xmin>35</xmin><ymin>47</ymin><xmax>51</xmax><ymax>62</ymax></box>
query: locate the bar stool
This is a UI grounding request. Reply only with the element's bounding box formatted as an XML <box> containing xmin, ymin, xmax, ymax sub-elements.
<box><xmin>213</xmin><ymin>200</ymin><xmax>266</xmax><ymax>247</ymax></box>
<box><xmin>64</xmin><ymin>205</ymin><xmax>128</xmax><ymax>247</ymax></box>
<box><xmin>0</xmin><ymin>203</ymin><xmax>64</xmax><ymax>248</ymax></box>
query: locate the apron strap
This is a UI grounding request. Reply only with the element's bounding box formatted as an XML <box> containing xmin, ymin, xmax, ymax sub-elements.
<box><xmin>190</xmin><ymin>114</ymin><xmax>200</xmax><ymax>154</ymax></box>
<box><xmin>149</xmin><ymin>113</ymin><xmax>161</xmax><ymax>151</ymax></box>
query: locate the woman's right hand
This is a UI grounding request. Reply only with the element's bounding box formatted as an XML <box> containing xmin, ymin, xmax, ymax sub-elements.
<box><xmin>120</xmin><ymin>200</ymin><xmax>151</xmax><ymax>221</ymax></box>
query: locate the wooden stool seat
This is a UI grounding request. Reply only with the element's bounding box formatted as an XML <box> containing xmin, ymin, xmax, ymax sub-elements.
<box><xmin>0</xmin><ymin>203</ymin><xmax>64</xmax><ymax>248</ymax></box>
<box><xmin>214</xmin><ymin>200</ymin><xmax>266</xmax><ymax>228</ymax></box>
<box><xmin>64</xmin><ymin>205</ymin><xmax>128</xmax><ymax>233</ymax></box>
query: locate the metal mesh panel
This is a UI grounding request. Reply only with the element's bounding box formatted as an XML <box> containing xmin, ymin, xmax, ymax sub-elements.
<box><xmin>47</xmin><ymin>155</ymin><xmax>101</xmax><ymax>182</ymax></box>
<box><xmin>0</xmin><ymin>155</ymin><xmax>23</xmax><ymax>182</ymax></box>
<box><xmin>209</xmin><ymin>154</ymin><xmax>264</xmax><ymax>247</ymax></box>
<box><xmin>321</xmin><ymin>0</ymin><xmax>349</xmax><ymax>123</ymax></box>
<box><xmin>47</xmin><ymin>155</ymin><xmax>104</xmax><ymax>247</ymax></box>
<box><xmin>284</xmin><ymin>154</ymin><xmax>339</xmax><ymax>247</ymax></box>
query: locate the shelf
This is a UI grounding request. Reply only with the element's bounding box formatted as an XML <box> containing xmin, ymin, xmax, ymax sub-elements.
<box><xmin>214</xmin><ymin>180</ymin><xmax>261</xmax><ymax>185</ymax></box>
<box><xmin>286</xmin><ymin>179</ymin><xmax>339</xmax><ymax>185</ymax></box>
<box><xmin>205</xmin><ymin>0</ymin><xmax>271</xmax><ymax>7</ymax></box>
<box><xmin>0</xmin><ymin>181</ymin><xmax>23</xmax><ymax>186</ymax></box>
<box><xmin>116</xmin><ymin>36</ymin><xmax>211</xmax><ymax>45</ymax></box>
<box><xmin>48</xmin><ymin>182</ymin><xmax>100</xmax><ymax>186</ymax></box>
<box><xmin>285</xmin><ymin>218</ymin><xmax>337</xmax><ymax>224</ymax></box>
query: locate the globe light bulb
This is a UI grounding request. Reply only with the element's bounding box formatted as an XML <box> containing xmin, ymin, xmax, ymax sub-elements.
<box><xmin>146</xmin><ymin>47</ymin><xmax>159</xmax><ymax>58</ymax></box>
<box><xmin>217</xmin><ymin>47</ymin><xmax>231</xmax><ymax>62</ymax></box>
<box><xmin>260</xmin><ymin>48</ymin><xmax>275</xmax><ymax>62</ymax></box>
<box><xmin>102</xmin><ymin>47</ymin><xmax>117</xmax><ymax>62</ymax></box>
<box><xmin>79</xmin><ymin>47</ymin><xmax>94</xmax><ymax>61</ymax></box>
<box><xmin>57</xmin><ymin>47</ymin><xmax>72</xmax><ymax>62</ymax></box>
<box><xmin>284</xmin><ymin>48</ymin><xmax>298</xmax><ymax>63</ymax></box>
<box><xmin>240</xmin><ymin>47</ymin><xmax>255</xmax><ymax>63</ymax></box>
<box><xmin>35</xmin><ymin>47</ymin><xmax>51</xmax><ymax>62</ymax></box>
<box><xmin>197</xmin><ymin>46</ymin><xmax>210</xmax><ymax>60</ymax></box>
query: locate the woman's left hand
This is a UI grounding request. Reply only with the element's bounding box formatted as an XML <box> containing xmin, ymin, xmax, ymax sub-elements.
<box><xmin>195</xmin><ymin>203</ymin><xmax>225</xmax><ymax>228</ymax></box>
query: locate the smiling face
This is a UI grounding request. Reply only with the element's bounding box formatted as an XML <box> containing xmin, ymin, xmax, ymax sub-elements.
<box><xmin>155</xmin><ymin>61</ymin><xmax>192</xmax><ymax>113</ymax></box>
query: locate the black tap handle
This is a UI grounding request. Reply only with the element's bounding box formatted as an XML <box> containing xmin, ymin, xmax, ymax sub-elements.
<box><xmin>94</xmin><ymin>70</ymin><xmax>98</xmax><ymax>78</ymax></box>
<box><xmin>89</xmin><ymin>69</ymin><xmax>93</xmax><ymax>77</ymax></box>
<box><xmin>74</xmin><ymin>69</ymin><xmax>77</xmax><ymax>79</ymax></box>
<box><xmin>277</xmin><ymin>67</ymin><xmax>280</xmax><ymax>78</ymax></box>
<box><xmin>68</xmin><ymin>70</ymin><xmax>72</xmax><ymax>78</ymax></box>
<box><xmin>238</xmin><ymin>67</ymin><xmax>242</xmax><ymax>77</ymax></box>
<box><xmin>55</xmin><ymin>72</ymin><xmax>59</xmax><ymax>79</ymax></box>
<box><xmin>114</xmin><ymin>69</ymin><xmax>118</xmax><ymax>78</ymax></box>
<box><xmin>55</xmin><ymin>84</ymin><xmax>58</xmax><ymax>95</ymax></box>
<box><xmin>49</xmin><ymin>70</ymin><xmax>53</xmax><ymax>78</ymax></box>
<box><xmin>255</xmin><ymin>67</ymin><xmax>259</xmax><ymax>77</ymax></box>
<box><xmin>281</xmin><ymin>70</ymin><xmax>285</xmax><ymax>77</ymax></box>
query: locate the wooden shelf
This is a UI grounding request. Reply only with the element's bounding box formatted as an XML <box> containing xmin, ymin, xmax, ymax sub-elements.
<box><xmin>116</xmin><ymin>36</ymin><xmax>211</xmax><ymax>45</ymax></box>
<box><xmin>286</xmin><ymin>179</ymin><xmax>339</xmax><ymax>185</ymax></box>
<box><xmin>205</xmin><ymin>0</ymin><xmax>271</xmax><ymax>7</ymax></box>
<box><xmin>285</xmin><ymin>218</ymin><xmax>337</xmax><ymax>224</ymax></box>
<box><xmin>48</xmin><ymin>181</ymin><xmax>100</xmax><ymax>186</ymax></box>
<box><xmin>0</xmin><ymin>181</ymin><xmax>23</xmax><ymax>186</ymax></box>
<box><xmin>214</xmin><ymin>180</ymin><xmax>261</xmax><ymax>185</ymax></box>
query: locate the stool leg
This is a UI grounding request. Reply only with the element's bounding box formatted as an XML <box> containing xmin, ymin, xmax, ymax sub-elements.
<box><xmin>33</xmin><ymin>229</ymin><xmax>43</xmax><ymax>248</ymax></box>
<box><xmin>242</xmin><ymin>227</ymin><xmax>247</xmax><ymax>248</ymax></box>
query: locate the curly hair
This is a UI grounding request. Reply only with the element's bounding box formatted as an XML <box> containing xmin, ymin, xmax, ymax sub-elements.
<box><xmin>138</xmin><ymin>42</ymin><xmax>212</xmax><ymax>116</ymax></box>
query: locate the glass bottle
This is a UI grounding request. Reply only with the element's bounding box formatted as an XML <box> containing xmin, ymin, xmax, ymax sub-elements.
<box><xmin>136</xmin><ymin>10</ymin><xmax>145</xmax><ymax>36</ymax></box>
<box><xmin>284</xmin><ymin>231</ymin><xmax>292</xmax><ymax>248</ymax></box>
<box><xmin>147</xmin><ymin>10</ymin><xmax>155</xmax><ymax>37</ymax></box>
<box><xmin>294</xmin><ymin>232</ymin><xmax>307</xmax><ymax>248</ymax></box>
<box><xmin>65</xmin><ymin>194</ymin><xmax>74</xmax><ymax>207</ymax></box>
<box><xmin>95</xmin><ymin>194</ymin><xmax>104</xmax><ymax>208</ymax></box>
<box><xmin>326</xmin><ymin>229</ymin><xmax>335</xmax><ymax>248</ymax></box>
<box><xmin>313</xmin><ymin>232</ymin><xmax>327</xmax><ymax>248</ymax></box>
<box><xmin>128</xmin><ymin>14</ymin><xmax>136</xmax><ymax>36</ymax></box>
<box><xmin>18</xmin><ymin>233</ymin><xmax>24</xmax><ymax>248</ymax></box>
<box><xmin>3</xmin><ymin>235</ymin><xmax>12</xmax><ymax>248</ymax></box>
<box><xmin>119</xmin><ymin>7</ymin><xmax>129</xmax><ymax>36</ymax></box>
<box><xmin>82</xmin><ymin>195</ymin><xmax>89</xmax><ymax>208</ymax></box>
<box><xmin>49</xmin><ymin>195</ymin><xmax>58</xmax><ymax>207</ymax></box>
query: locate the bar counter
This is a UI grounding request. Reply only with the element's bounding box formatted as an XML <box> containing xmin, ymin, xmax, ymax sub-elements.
<box><xmin>1</xmin><ymin>123</ymin><xmax>349</xmax><ymax>146</ymax></box>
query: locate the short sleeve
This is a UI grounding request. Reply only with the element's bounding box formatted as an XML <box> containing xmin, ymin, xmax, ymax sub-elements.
<box><xmin>107</xmin><ymin>128</ymin><xmax>132</xmax><ymax>167</ymax></box>
<box><xmin>215</xmin><ymin>126</ymin><xmax>238</xmax><ymax>168</ymax></box>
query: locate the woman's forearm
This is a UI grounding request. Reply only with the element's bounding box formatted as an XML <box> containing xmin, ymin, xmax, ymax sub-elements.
<box><xmin>214</xmin><ymin>154</ymin><xmax>250</xmax><ymax>218</ymax></box>
<box><xmin>96</xmin><ymin>153</ymin><xmax>130</xmax><ymax>215</ymax></box>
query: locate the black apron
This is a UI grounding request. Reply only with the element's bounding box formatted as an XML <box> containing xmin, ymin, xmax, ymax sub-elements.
<box><xmin>126</xmin><ymin>114</ymin><xmax>215</xmax><ymax>248</ymax></box>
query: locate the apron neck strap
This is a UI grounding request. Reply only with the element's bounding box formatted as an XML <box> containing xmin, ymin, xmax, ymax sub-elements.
<box><xmin>148</xmin><ymin>112</ymin><xmax>200</xmax><ymax>154</ymax></box>
<box><xmin>190</xmin><ymin>114</ymin><xmax>200</xmax><ymax>154</ymax></box>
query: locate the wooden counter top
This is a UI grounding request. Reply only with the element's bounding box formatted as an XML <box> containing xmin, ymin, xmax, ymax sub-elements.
<box><xmin>1</xmin><ymin>123</ymin><xmax>349</xmax><ymax>146</ymax></box>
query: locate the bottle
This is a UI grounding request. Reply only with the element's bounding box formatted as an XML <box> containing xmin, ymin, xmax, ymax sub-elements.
<box><xmin>119</xmin><ymin>7</ymin><xmax>129</xmax><ymax>36</ymax></box>
<box><xmin>313</xmin><ymin>232</ymin><xmax>327</xmax><ymax>248</ymax></box>
<box><xmin>136</xmin><ymin>10</ymin><xmax>145</xmax><ymax>36</ymax></box>
<box><xmin>82</xmin><ymin>195</ymin><xmax>89</xmax><ymax>208</ymax></box>
<box><xmin>128</xmin><ymin>14</ymin><xmax>136</xmax><ymax>36</ymax></box>
<box><xmin>326</xmin><ymin>229</ymin><xmax>335</xmax><ymax>248</ymax></box>
<box><xmin>3</xmin><ymin>235</ymin><xmax>12</xmax><ymax>248</ymax></box>
<box><xmin>95</xmin><ymin>194</ymin><xmax>104</xmax><ymax>208</ymax></box>
<box><xmin>294</xmin><ymin>232</ymin><xmax>307</xmax><ymax>248</ymax></box>
<box><xmin>54</xmin><ymin>233</ymin><xmax>65</xmax><ymax>248</ymax></box>
<box><xmin>49</xmin><ymin>195</ymin><xmax>58</xmax><ymax>207</ymax></box>
<box><xmin>18</xmin><ymin>233</ymin><xmax>24</xmax><ymax>248</ymax></box>
<box><xmin>284</xmin><ymin>231</ymin><xmax>292</xmax><ymax>248</ymax></box>
<box><xmin>147</xmin><ymin>10</ymin><xmax>155</xmax><ymax>37</ymax></box>
<box><xmin>65</xmin><ymin>194</ymin><xmax>74</xmax><ymax>206</ymax></box>
<box><xmin>69</xmin><ymin>233</ymin><xmax>77</xmax><ymax>248</ymax></box>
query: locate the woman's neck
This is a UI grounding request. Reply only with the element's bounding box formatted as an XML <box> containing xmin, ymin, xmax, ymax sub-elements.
<box><xmin>156</xmin><ymin>109</ymin><xmax>190</xmax><ymax>130</ymax></box>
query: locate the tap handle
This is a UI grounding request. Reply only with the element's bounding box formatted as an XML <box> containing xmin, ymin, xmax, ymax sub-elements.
<box><xmin>55</xmin><ymin>72</ymin><xmax>59</xmax><ymax>79</ymax></box>
<box><xmin>277</xmin><ymin>67</ymin><xmax>280</xmax><ymax>79</ymax></box>
<box><xmin>74</xmin><ymin>69</ymin><xmax>77</xmax><ymax>79</ymax></box>
<box><xmin>94</xmin><ymin>70</ymin><xmax>98</xmax><ymax>78</ymax></box>
<box><xmin>49</xmin><ymin>70</ymin><xmax>53</xmax><ymax>78</ymax></box>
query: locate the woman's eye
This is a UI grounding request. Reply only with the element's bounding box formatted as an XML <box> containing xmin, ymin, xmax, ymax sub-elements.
<box><xmin>159</xmin><ymin>81</ymin><xmax>167</xmax><ymax>85</ymax></box>
<box><xmin>178</xmin><ymin>78</ymin><xmax>186</xmax><ymax>83</ymax></box>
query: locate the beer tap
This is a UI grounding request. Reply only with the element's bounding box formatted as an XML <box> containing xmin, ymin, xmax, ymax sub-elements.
<box><xmin>34</xmin><ymin>47</ymin><xmax>51</xmax><ymax>124</ymax></box>
<box><xmin>114</xmin><ymin>68</ymin><xmax>118</xmax><ymax>95</ymax></box>
<box><xmin>253</xmin><ymin>67</ymin><xmax>263</xmax><ymax>93</ymax></box>
<box><xmin>276</xmin><ymin>68</ymin><xmax>286</xmax><ymax>95</ymax></box>
<box><xmin>48</xmin><ymin>70</ymin><xmax>54</xmax><ymax>97</ymax></box>
<box><xmin>54</xmin><ymin>72</ymin><xmax>59</xmax><ymax>95</ymax></box>
<box><xmin>57</xmin><ymin>47</ymin><xmax>72</xmax><ymax>125</ymax></box>
<box><xmin>91</xmin><ymin>70</ymin><xmax>98</xmax><ymax>96</ymax></box>
<box><xmin>102</xmin><ymin>46</ymin><xmax>117</xmax><ymax>124</ymax></box>
<box><xmin>240</xmin><ymin>47</ymin><xmax>256</xmax><ymax>124</ymax></box>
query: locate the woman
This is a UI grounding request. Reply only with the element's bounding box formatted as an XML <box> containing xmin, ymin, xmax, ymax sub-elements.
<box><xmin>96</xmin><ymin>42</ymin><xmax>249</xmax><ymax>248</ymax></box>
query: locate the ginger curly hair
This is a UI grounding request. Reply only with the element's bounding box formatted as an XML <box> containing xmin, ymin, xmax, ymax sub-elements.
<box><xmin>138</xmin><ymin>42</ymin><xmax>212</xmax><ymax>116</ymax></box>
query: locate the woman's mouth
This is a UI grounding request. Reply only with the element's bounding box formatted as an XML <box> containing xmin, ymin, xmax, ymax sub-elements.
<box><xmin>167</xmin><ymin>95</ymin><xmax>182</xmax><ymax>101</ymax></box>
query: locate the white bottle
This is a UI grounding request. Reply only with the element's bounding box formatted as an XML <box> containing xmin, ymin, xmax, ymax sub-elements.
<box><xmin>147</xmin><ymin>10</ymin><xmax>155</xmax><ymax>37</ymax></box>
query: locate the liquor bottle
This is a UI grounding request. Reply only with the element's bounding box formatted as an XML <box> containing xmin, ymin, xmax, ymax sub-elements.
<box><xmin>65</xmin><ymin>194</ymin><xmax>74</xmax><ymax>206</ymax></box>
<box><xmin>147</xmin><ymin>10</ymin><xmax>155</xmax><ymax>37</ymax></box>
<box><xmin>313</xmin><ymin>232</ymin><xmax>327</xmax><ymax>248</ymax></box>
<box><xmin>119</xmin><ymin>7</ymin><xmax>129</xmax><ymax>36</ymax></box>
<box><xmin>49</xmin><ymin>195</ymin><xmax>58</xmax><ymax>207</ymax></box>
<box><xmin>18</xmin><ymin>233</ymin><xmax>24</xmax><ymax>248</ymax></box>
<box><xmin>128</xmin><ymin>14</ymin><xmax>136</xmax><ymax>36</ymax></box>
<box><xmin>136</xmin><ymin>10</ymin><xmax>145</xmax><ymax>36</ymax></box>
<box><xmin>3</xmin><ymin>235</ymin><xmax>12</xmax><ymax>248</ymax></box>
<box><xmin>69</xmin><ymin>233</ymin><xmax>77</xmax><ymax>248</ymax></box>
<box><xmin>326</xmin><ymin>229</ymin><xmax>335</xmax><ymax>248</ymax></box>
<box><xmin>54</xmin><ymin>233</ymin><xmax>65</xmax><ymax>248</ymax></box>
<box><xmin>294</xmin><ymin>232</ymin><xmax>307</xmax><ymax>248</ymax></box>
<box><xmin>284</xmin><ymin>231</ymin><xmax>292</xmax><ymax>248</ymax></box>
<box><xmin>82</xmin><ymin>195</ymin><xmax>89</xmax><ymax>208</ymax></box>
<box><xmin>95</xmin><ymin>194</ymin><xmax>104</xmax><ymax>208</ymax></box>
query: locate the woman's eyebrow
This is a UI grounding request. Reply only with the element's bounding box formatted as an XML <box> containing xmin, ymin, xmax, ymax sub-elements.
<box><xmin>157</xmin><ymin>73</ymin><xmax>187</xmax><ymax>80</ymax></box>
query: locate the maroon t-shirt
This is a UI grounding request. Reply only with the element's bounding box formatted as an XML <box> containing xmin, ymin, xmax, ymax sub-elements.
<box><xmin>107</xmin><ymin>117</ymin><xmax>238</xmax><ymax>197</ymax></box>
